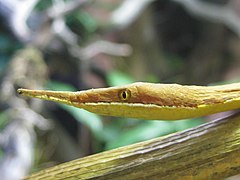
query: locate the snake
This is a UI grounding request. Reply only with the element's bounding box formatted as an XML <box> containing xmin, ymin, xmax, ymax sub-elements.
<box><xmin>17</xmin><ymin>82</ymin><xmax>240</xmax><ymax>120</ymax></box>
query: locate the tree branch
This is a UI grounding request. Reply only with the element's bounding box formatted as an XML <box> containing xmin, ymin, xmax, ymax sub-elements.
<box><xmin>25</xmin><ymin>112</ymin><xmax>240</xmax><ymax>179</ymax></box>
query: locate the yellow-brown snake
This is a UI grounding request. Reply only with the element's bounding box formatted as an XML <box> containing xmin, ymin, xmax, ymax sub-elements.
<box><xmin>17</xmin><ymin>82</ymin><xmax>240</xmax><ymax>120</ymax></box>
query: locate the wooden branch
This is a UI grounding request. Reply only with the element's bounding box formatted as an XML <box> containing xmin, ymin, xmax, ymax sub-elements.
<box><xmin>25</xmin><ymin>113</ymin><xmax>240</xmax><ymax>179</ymax></box>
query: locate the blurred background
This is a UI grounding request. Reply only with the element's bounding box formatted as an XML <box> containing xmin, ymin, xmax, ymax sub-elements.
<box><xmin>1</xmin><ymin>0</ymin><xmax>240</xmax><ymax>179</ymax></box>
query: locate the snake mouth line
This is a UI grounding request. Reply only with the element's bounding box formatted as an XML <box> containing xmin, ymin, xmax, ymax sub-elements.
<box><xmin>79</xmin><ymin>102</ymin><xmax>197</xmax><ymax>109</ymax></box>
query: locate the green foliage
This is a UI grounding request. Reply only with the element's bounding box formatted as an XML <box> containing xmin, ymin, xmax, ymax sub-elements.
<box><xmin>35</xmin><ymin>0</ymin><xmax>52</xmax><ymax>11</ymax></box>
<box><xmin>0</xmin><ymin>112</ymin><xmax>9</xmax><ymax>130</ymax></box>
<box><xmin>104</xmin><ymin>118</ymin><xmax>203</xmax><ymax>150</ymax></box>
<box><xmin>0</xmin><ymin>34</ymin><xmax>22</xmax><ymax>72</ymax></box>
<box><xmin>61</xmin><ymin>105</ymin><xmax>103</xmax><ymax>139</ymax></box>
<box><xmin>74</xmin><ymin>11</ymin><xmax>97</xmax><ymax>34</ymax></box>
<box><xmin>106</xmin><ymin>70</ymin><xmax>134</xmax><ymax>86</ymax></box>
<box><xmin>66</xmin><ymin>11</ymin><xmax>97</xmax><ymax>41</ymax></box>
<box><xmin>0</xmin><ymin>112</ymin><xmax>10</xmax><ymax>160</ymax></box>
<box><xmin>46</xmin><ymin>81</ymin><xmax>103</xmax><ymax>139</ymax></box>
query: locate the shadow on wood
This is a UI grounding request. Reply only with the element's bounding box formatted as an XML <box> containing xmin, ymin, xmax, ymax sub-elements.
<box><xmin>25</xmin><ymin>112</ymin><xmax>240</xmax><ymax>179</ymax></box>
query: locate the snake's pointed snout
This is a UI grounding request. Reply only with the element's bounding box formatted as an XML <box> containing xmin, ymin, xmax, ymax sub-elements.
<box><xmin>17</xmin><ymin>88</ymin><xmax>26</xmax><ymax>95</ymax></box>
<box><xmin>17</xmin><ymin>89</ymin><xmax>21</xmax><ymax>94</ymax></box>
<box><xmin>16</xmin><ymin>88</ymin><xmax>75</xmax><ymax>106</ymax></box>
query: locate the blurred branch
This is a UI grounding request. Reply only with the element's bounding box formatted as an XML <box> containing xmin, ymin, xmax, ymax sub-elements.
<box><xmin>0</xmin><ymin>0</ymin><xmax>91</xmax><ymax>43</ymax></box>
<box><xmin>51</xmin><ymin>13</ymin><xmax>78</xmax><ymax>45</ymax></box>
<box><xmin>49</xmin><ymin>1</ymin><xmax>133</xmax><ymax>60</ymax></box>
<box><xmin>25</xmin><ymin>112</ymin><xmax>240</xmax><ymax>179</ymax></box>
<box><xmin>173</xmin><ymin>0</ymin><xmax>240</xmax><ymax>37</ymax></box>
<box><xmin>0</xmin><ymin>0</ymin><xmax>39</xmax><ymax>41</ymax></box>
<box><xmin>71</xmin><ymin>40</ymin><xmax>132</xmax><ymax>60</ymax></box>
<box><xmin>49</xmin><ymin>0</ymin><xmax>93</xmax><ymax>45</ymax></box>
<box><xmin>0</xmin><ymin>106</ymin><xmax>50</xmax><ymax>180</ymax></box>
<box><xmin>36</xmin><ymin>0</ymin><xmax>91</xmax><ymax>47</ymax></box>
<box><xmin>48</xmin><ymin>0</ymin><xmax>91</xmax><ymax>19</ymax></box>
<box><xmin>0</xmin><ymin>47</ymin><xmax>50</xmax><ymax>180</ymax></box>
<box><xmin>111</xmin><ymin>0</ymin><xmax>155</xmax><ymax>29</ymax></box>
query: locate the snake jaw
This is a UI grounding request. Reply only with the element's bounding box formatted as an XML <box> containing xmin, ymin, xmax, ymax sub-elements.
<box><xmin>17</xmin><ymin>82</ymin><xmax>240</xmax><ymax>120</ymax></box>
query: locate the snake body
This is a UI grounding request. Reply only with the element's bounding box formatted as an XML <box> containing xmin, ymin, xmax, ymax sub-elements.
<box><xmin>18</xmin><ymin>82</ymin><xmax>240</xmax><ymax>120</ymax></box>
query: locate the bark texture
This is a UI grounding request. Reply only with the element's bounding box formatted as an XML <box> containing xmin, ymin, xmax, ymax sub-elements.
<box><xmin>25</xmin><ymin>112</ymin><xmax>240</xmax><ymax>179</ymax></box>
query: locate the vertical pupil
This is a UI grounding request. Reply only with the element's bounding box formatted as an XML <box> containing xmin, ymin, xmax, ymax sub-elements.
<box><xmin>122</xmin><ymin>91</ymin><xmax>127</xmax><ymax>99</ymax></box>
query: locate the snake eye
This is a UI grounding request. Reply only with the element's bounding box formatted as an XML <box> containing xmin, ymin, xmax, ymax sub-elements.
<box><xmin>118</xmin><ymin>89</ymin><xmax>131</xmax><ymax>101</ymax></box>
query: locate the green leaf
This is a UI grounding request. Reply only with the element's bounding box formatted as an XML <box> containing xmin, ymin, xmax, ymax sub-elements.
<box><xmin>0</xmin><ymin>112</ymin><xmax>9</xmax><ymax>130</ymax></box>
<box><xmin>75</xmin><ymin>11</ymin><xmax>97</xmax><ymax>33</ymax></box>
<box><xmin>106</xmin><ymin>71</ymin><xmax>134</xmax><ymax>86</ymax></box>
<box><xmin>172</xmin><ymin>118</ymin><xmax>203</xmax><ymax>131</ymax></box>
<box><xmin>46</xmin><ymin>81</ymin><xmax>103</xmax><ymax>138</ymax></box>
<box><xmin>99</xmin><ymin>118</ymin><xmax>138</xmax><ymax>142</ymax></box>
<box><xmin>105</xmin><ymin>117</ymin><xmax>204</xmax><ymax>150</ymax></box>
<box><xmin>60</xmin><ymin>104</ymin><xmax>103</xmax><ymax>139</ymax></box>
<box><xmin>46</xmin><ymin>81</ymin><xmax>76</xmax><ymax>91</ymax></box>
<box><xmin>105</xmin><ymin>120</ymin><xmax>176</xmax><ymax>150</ymax></box>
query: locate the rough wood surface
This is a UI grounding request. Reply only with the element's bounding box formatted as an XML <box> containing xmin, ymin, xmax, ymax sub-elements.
<box><xmin>25</xmin><ymin>113</ymin><xmax>240</xmax><ymax>179</ymax></box>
